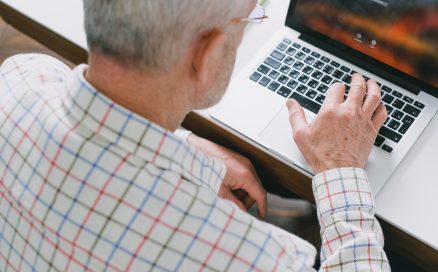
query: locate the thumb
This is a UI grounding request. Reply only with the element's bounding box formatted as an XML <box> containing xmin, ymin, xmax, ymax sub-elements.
<box><xmin>286</xmin><ymin>99</ymin><xmax>308</xmax><ymax>132</ymax></box>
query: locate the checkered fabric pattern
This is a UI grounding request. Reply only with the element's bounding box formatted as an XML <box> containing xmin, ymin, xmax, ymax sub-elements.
<box><xmin>0</xmin><ymin>54</ymin><xmax>389</xmax><ymax>271</ymax></box>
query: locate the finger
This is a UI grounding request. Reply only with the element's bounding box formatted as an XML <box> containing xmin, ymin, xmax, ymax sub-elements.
<box><xmin>346</xmin><ymin>73</ymin><xmax>367</xmax><ymax>106</ymax></box>
<box><xmin>223</xmin><ymin>190</ymin><xmax>247</xmax><ymax>212</ymax></box>
<box><xmin>363</xmin><ymin>80</ymin><xmax>382</xmax><ymax>118</ymax></box>
<box><xmin>287</xmin><ymin>99</ymin><xmax>308</xmax><ymax>133</ymax></box>
<box><xmin>323</xmin><ymin>82</ymin><xmax>345</xmax><ymax>106</ymax></box>
<box><xmin>372</xmin><ymin>103</ymin><xmax>388</xmax><ymax>131</ymax></box>
<box><xmin>240</xmin><ymin>177</ymin><xmax>267</xmax><ymax>218</ymax></box>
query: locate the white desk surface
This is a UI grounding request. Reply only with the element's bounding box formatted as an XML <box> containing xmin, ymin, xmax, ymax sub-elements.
<box><xmin>2</xmin><ymin>0</ymin><xmax>437</xmax><ymax>250</ymax></box>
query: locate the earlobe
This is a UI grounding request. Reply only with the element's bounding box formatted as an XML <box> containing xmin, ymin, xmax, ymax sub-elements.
<box><xmin>191</xmin><ymin>29</ymin><xmax>228</xmax><ymax>85</ymax></box>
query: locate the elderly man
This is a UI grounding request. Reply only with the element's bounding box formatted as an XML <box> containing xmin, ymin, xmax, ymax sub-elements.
<box><xmin>0</xmin><ymin>0</ymin><xmax>390</xmax><ymax>271</ymax></box>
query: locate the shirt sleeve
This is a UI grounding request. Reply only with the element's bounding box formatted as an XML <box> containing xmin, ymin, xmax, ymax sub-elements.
<box><xmin>174</xmin><ymin>128</ymin><xmax>192</xmax><ymax>142</ymax></box>
<box><xmin>313</xmin><ymin>168</ymin><xmax>390</xmax><ymax>271</ymax></box>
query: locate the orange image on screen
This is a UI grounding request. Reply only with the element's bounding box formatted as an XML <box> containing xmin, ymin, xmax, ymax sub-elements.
<box><xmin>294</xmin><ymin>0</ymin><xmax>438</xmax><ymax>89</ymax></box>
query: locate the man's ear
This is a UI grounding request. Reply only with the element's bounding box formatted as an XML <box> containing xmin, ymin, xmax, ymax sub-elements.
<box><xmin>190</xmin><ymin>29</ymin><xmax>227</xmax><ymax>84</ymax></box>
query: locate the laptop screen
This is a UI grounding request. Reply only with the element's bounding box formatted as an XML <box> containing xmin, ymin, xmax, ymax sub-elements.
<box><xmin>288</xmin><ymin>0</ymin><xmax>438</xmax><ymax>91</ymax></box>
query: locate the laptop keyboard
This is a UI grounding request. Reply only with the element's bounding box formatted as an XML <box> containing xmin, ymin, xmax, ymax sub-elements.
<box><xmin>250</xmin><ymin>39</ymin><xmax>425</xmax><ymax>154</ymax></box>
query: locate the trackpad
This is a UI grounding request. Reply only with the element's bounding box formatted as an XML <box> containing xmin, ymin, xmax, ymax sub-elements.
<box><xmin>258</xmin><ymin>106</ymin><xmax>313</xmax><ymax>172</ymax></box>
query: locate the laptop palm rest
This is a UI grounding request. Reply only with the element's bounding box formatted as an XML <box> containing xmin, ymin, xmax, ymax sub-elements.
<box><xmin>258</xmin><ymin>105</ymin><xmax>314</xmax><ymax>173</ymax></box>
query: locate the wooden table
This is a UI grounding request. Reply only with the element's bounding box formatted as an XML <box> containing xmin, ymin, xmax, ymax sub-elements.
<box><xmin>1</xmin><ymin>1</ymin><xmax>437</xmax><ymax>270</ymax></box>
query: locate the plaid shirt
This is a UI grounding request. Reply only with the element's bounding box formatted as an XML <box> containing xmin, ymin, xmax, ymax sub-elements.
<box><xmin>0</xmin><ymin>54</ymin><xmax>389</xmax><ymax>271</ymax></box>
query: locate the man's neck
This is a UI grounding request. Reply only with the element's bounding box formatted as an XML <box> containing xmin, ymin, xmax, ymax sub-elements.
<box><xmin>85</xmin><ymin>55</ymin><xmax>191</xmax><ymax>131</ymax></box>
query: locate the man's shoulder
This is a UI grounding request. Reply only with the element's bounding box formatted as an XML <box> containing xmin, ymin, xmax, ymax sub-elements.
<box><xmin>1</xmin><ymin>53</ymin><xmax>71</xmax><ymax>79</ymax></box>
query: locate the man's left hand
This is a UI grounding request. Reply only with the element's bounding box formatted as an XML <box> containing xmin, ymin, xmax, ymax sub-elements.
<box><xmin>187</xmin><ymin>134</ymin><xmax>267</xmax><ymax>218</ymax></box>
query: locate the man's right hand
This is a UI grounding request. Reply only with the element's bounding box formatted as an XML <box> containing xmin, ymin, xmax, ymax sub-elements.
<box><xmin>286</xmin><ymin>74</ymin><xmax>388</xmax><ymax>174</ymax></box>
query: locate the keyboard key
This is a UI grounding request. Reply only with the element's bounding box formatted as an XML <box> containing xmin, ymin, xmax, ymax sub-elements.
<box><xmin>293</xmin><ymin>61</ymin><xmax>304</xmax><ymax>70</ymax></box>
<box><xmin>403</xmin><ymin>96</ymin><xmax>414</xmax><ymax>104</ymax></box>
<box><xmin>296</xmin><ymin>85</ymin><xmax>308</xmax><ymax>94</ymax></box>
<box><xmin>304</xmin><ymin>56</ymin><xmax>315</xmax><ymax>65</ymax></box>
<box><xmin>268</xmin><ymin>70</ymin><xmax>280</xmax><ymax>79</ymax></box>
<box><xmin>259</xmin><ymin>76</ymin><xmax>270</xmax><ymax>87</ymax></box>
<box><xmin>268</xmin><ymin>82</ymin><xmax>280</xmax><ymax>91</ymax></box>
<box><xmin>313</xmin><ymin>60</ymin><xmax>325</xmax><ymax>69</ymax></box>
<box><xmin>264</xmin><ymin>58</ymin><xmax>281</xmax><ymax>69</ymax></box>
<box><xmin>283</xmin><ymin>38</ymin><xmax>292</xmax><ymax>44</ymax></box>
<box><xmin>321</xmin><ymin>56</ymin><xmax>331</xmax><ymax>63</ymax></box>
<box><xmin>332</xmin><ymin>70</ymin><xmax>344</xmax><ymax>79</ymax></box>
<box><xmin>290</xmin><ymin>92</ymin><xmax>321</xmax><ymax>114</ymax></box>
<box><xmin>308</xmin><ymin>79</ymin><xmax>319</xmax><ymax>89</ymax></box>
<box><xmin>311</xmin><ymin>71</ymin><xmax>324</xmax><ymax>80</ymax></box>
<box><xmin>384</xmin><ymin>117</ymin><xmax>390</xmax><ymax>125</ymax></box>
<box><xmin>317</xmin><ymin>84</ymin><xmax>329</xmax><ymax>93</ymax></box>
<box><xmin>414</xmin><ymin>101</ymin><xmax>425</xmax><ymax>109</ymax></box>
<box><xmin>302</xmin><ymin>66</ymin><xmax>314</xmax><ymax>75</ymax></box>
<box><xmin>342</xmin><ymin>74</ymin><xmax>352</xmax><ymax>84</ymax></box>
<box><xmin>278</xmin><ymin>75</ymin><xmax>289</xmax><ymax>84</ymax></box>
<box><xmin>391</xmin><ymin>110</ymin><xmax>404</xmax><ymax>120</ymax></box>
<box><xmin>379</xmin><ymin>126</ymin><xmax>402</xmax><ymax>143</ymax></box>
<box><xmin>311</xmin><ymin>52</ymin><xmax>321</xmax><ymax>58</ymax></box>
<box><xmin>340</xmin><ymin>66</ymin><xmax>351</xmax><ymax>73</ymax></box>
<box><xmin>277</xmin><ymin>43</ymin><xmax>287</xmax><ymax>51</ymax></box>
<box><xmin>250</xmin><ymin>72</ymin><xmax>262</xmax><ymax>82</ymax></box>
<box><xmin>382</xmin><ymin>144</ymin><xmax>393</xmax><ymax>153</ymax></box>
<box><xmin>374</xmin><ymin>135</ymin><xmax>385</xmax><ymax>147</ymax></box>
<box><xmin>399</xmin><ymin>122</ymin><xmax>412</xmax><ymax>134</ymax></box>
<box><xmin>321</xmin><ymin>75</ymin><xmax>333</xmax><ymax>85</ymax></box>
<box><xmin>257</xmin><ymin>65</ymin><xmax>270</xmax><ymax>74</ymax></box>
<box><xmin>277</xmin><ymin>86</ymin><xmax>293</xmax><ymax>98</ymax></box>
<box><xmin>284</xmin><ymin>57</ymin><xmax>294</xmax><ymax>65</ymax></box>
<box><xmin>298</xmin><ymin>74</ymin><xmax>310</xmax><ymax>84</ymax></box>
<box><xmin>286</xmin><ymin>47</ymin><xmax>297</xmax><ymax>56</ymax></box>
<box><xmin>306</xmin><ymin>90</ymin><xmax>318</xmax><ymax>99</ymax></box>
<box><xmin>316</xmin><ymin>94</ymin><xmax>326</xmax><ymax>104</ymax></box>
<box><xmin>271</xmin><ymin>50</ymin><xmax>286</xmax><ymax>61</ymax></box>
<box><xmin>388</xmin><ymin>120</ymin><xmax>401</xmax><ymax>130</ymax></box>
<box><xmin>292</xmin><ymin>42</ymin><xmax>301</xmax><ymax>49</ymax></box>
<box><xmin>403</xmin><ymin>104</ymin><xmax>421</xmax><ymax>117</ymax></box>
<box><xmin>280</xmin><ymin>65</ymin><xmax>291</xmax><ymax>74</ymax></box>
<box><xmin>386</xmin><ymin>105</ymin><xmax>394</xmax><ymax>115</ymax></box>
<box><xmin>287</xmin><ymin>80</ymin><xmax>298</xmax><ymax>89</ymax></box>
<box><xmin>302</xmin><ymin>47</ymin><xmax>311</xmax><ymax>54</ymax></box>
<box><xmin>382</xmin><ymin>86</ymin><xmax>392</xmax><ymax>93</ymax></box>
<box><xmin>382</xmin><ymin>94</ymin><xmax>395</xmax><ymax>104</ymax></box>
<box><xmin>402</xmin><ymin>115</ymin><xmax>415</xmax><ymax>125</ymax></box>
<box><xmin>323</xmin><ymin>65</ymin><xmax>335</xmax><ymax>74</ymax></box>
<box><xmin>295</xmin><ymin>51</ymin><xmax>306</xmax><ymax>60</ymax></box>
<box><xmin>392</xmin><ymin>99</ymin><xmax>405</xmax><ymax>110</ymax></box>
<box><xmin>330</xmin><ymin>60</ymin><xmax>340</xmax><ymax>68</ymax></box>
<box><xmin>289</xmin><ymin>70</ymin><xmax>300</xmax><ymax>78</ymax></box>
<box><xmin>392</xmin><ymin>90</ymin><xmax>403</xmax><ymax>98</ymax></box>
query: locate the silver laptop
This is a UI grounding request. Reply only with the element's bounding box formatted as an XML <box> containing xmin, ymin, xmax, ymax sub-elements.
<box><xmin>210</xmin><ymin>0</ymin><xmax>438</xmax><ymax>195</ymax></box>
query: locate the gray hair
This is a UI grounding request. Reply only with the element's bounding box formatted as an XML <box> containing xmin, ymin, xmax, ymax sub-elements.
<box><xmin>83</xmin><ymin>0</ymin><xmax>248</xmax><ymax>70</ymax></box>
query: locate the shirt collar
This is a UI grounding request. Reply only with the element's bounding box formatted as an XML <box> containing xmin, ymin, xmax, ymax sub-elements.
<box><xmin>63</xmin><ymin>64</ymin><xmax>225</xmax><ymax>192</ymax></box>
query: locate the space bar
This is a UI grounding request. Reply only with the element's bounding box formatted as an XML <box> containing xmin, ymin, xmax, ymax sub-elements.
<box><xmin>290</xmin><ymin>92</ymin><xmax>321</xmax><ymax>114</ymax></box>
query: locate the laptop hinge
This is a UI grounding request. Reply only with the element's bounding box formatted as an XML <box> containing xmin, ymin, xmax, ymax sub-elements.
<box><xmin>298</xmin><ymin>33</ymin><xmax>421</xmax><ymax>96</ymax></box>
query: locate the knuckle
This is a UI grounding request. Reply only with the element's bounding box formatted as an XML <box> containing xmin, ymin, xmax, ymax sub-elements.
<box><xmin>341</xmin><ymin>108</ymin><xmax>357</xmax><ymax>121</ymax></box>
<box><xmin>322</xmin><ymin>108</ymin><xmax>337</xmax><ymax>118</ymax></box>
<box><xmin>293</xmin><ymin>128</ymin><xmax>306</xmax><ymax>143</ymax></box>
<box><xmin>368</xmin><ymin>93</ymin><xmax>381</xmax><ymax>103</ymax></box>
<box><xmin>238</xmin><ymin>167</ymin><xmax>250</xmax><ymax>177</ymax></box>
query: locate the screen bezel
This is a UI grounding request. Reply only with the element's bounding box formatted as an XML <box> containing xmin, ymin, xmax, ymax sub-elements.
<box><xmin>285</xmin><ymin>0</ymin><xmax>438</xmax><ymax>97</ymax></box>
